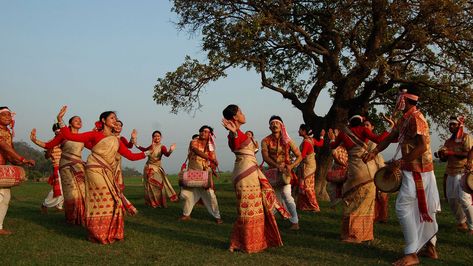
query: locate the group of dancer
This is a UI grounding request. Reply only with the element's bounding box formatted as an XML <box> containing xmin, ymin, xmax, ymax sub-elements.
<box><xmin>1</xmin><ymin>85</ymin><xmax>472</xmax><ymax>265</ymax></box>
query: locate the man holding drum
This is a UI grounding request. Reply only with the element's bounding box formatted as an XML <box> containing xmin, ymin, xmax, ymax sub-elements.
<box><xmin>439</xmin><ymin>116</ymin><xmax>473</xmax><ymax>234</ymax></box>
<box><xmin>261</xmin><ymin>115</ymin><xmax>302</xmax><ymax>230</ymax></box>
<box><xmin>364</xmin><ymin>88</ymin><xmax>441</xmax><ymax>266</ymax></box>
<box><xmin>0</xmin><ymin>106</ymin><xmax>35</xmax><ymax>235</ymax></box>
<box><xmin>179</xmin><ymin>125</ymin><xmax>222</xmax><ymax>224</ymax></box>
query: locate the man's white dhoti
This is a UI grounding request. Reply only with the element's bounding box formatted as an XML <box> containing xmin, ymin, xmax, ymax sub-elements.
<box><xmin>0</xmin><ymin>188</ymin><xmax>11</xmax><ymax>230</ymax></box>
<box><xmin>180</xmin><ymin>187</ymin><xmax>221</xmax><ymax>219</ymax></box>
<box><xmin>396</xmin><ymin>170</ymin><xmax>441</xmax><ymax>254</ymax></box>
<box><xmin>446</xmin><ymin>173</ymin><xmax>473</xmax><ymax>230</ymax></box>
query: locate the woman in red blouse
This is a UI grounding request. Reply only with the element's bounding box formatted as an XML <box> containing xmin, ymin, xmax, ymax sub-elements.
<box><xmin>31</xmin><ymin>116</ymin><xmax>87</xmax><ymax>225</ymax></box>
<box><xmin>57</xmin><ymin>106</ymin><xmax>146</xmax><ymax>244</ymax></box>
<box><xmin>328</xmin><ymin>115</ymin><xmax>388</xmax><ymax>244</ymax></box>
<box><xmin>137</xmin><ymin>130</ymin><xmax>178</xmax><ymax>208</ymax></box>
<box><xmin>296</xmin><ymin>124</ymin><xmax>324</xmax><ymax>212</ymax></box>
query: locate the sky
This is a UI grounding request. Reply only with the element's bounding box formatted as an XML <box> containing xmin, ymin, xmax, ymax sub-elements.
<box><xmin>0</xmin><ymin>1</ymin><xmax>442</xmax><ymax>174</ymax></box>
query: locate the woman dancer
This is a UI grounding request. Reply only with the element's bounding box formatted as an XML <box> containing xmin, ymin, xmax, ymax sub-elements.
<box><xmin>296</xmin><ymin>124</ymin><xmax>324</xmax><ymax>212</ymax></box>
<box><xmin>222</xmin><ymin>104</ymin><xmax>289</xmax><ymax>253</ymax></box>
<box><xmin>31</xmin><ymin>116</ymin><xmax>86</xmax><ymax>225</ymax></box>
<box><xmin>137</xmin><ymin>130</ymin><xmax>178</xmax><ymax>207</ymax></box>
<box><xmin>57</xmin><ymin>106</ymin><xmax>146</xmax><ymax>244</ymax></box>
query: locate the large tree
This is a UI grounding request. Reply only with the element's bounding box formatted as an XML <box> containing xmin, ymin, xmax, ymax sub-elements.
<box><xmin>154</xmin><ymin>0</ymin><xmax>473</xmax><ymax>199</ymax></box>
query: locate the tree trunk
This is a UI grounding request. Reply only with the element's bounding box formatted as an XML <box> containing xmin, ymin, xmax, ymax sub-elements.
<box><xmin>315</xmin><ymin>146</ymin><xmax>332</xmax><ymax>201</ymax></box>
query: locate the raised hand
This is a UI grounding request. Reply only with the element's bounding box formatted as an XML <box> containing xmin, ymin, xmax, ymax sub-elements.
<box><xmin>57</xmin><ymin>106</ymin><xmax>67</xmax><ymax>122</ymax></box>
<box><xmin>30</xmin><ymin>128</ymin><xmax>37</xmax><ymax>142</ymax></box>
<box><xmin>169</xmin><ymin>143</ymin><xmax>176</xmax><ymax>152</ymax></box>
<box><xmin>221</xmin><ymin>118</ymin><xmax>237</xmax><ymax>133</ymax></box>
<box><xmin>382</xmin><ymin>113</ymin><xmax>395</xmax><ymax>128</ymax></box>
<box><xmin>130</xmin><ymin>129</ymin><xmax>138</xmax><ymax>144</ymax></box>
<box><xmin>328</xmin><ymin>128</ymin><xmax>336</xmax><ymax>141</ymax></box>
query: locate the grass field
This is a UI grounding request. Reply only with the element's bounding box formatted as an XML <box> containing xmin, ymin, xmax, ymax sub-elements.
<box><xmin>0</xmin><ymin>164</ymin><xmax>472</xmax><ymax>265</ymax></box>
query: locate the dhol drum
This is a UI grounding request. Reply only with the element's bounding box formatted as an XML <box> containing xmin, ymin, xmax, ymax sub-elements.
<box><xmin>374</xmin><ymin>160</ymin><xmax>402</xmax><ymax>193</ymax></box>
<box><xmin>0</xmin><ymin>165</ymin><xmax>26</xmax><ymax>188</ymax></box>
<box><xmin>460</xmin><ymin>171</ymin><xmax>473</xmax><ymax>194</ymax></box>
<box><xmin>178</xmin><ymin>170</ymin><xmax>210</xmax><ymax>188</ymax></box>
<box><xmin>264</xmin><ymin>168</ymin><xmax>291</xmax><ymax>188</ymax></box>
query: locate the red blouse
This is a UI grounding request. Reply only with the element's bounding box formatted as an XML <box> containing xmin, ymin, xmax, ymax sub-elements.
<box><xmin>43</xmin><ymin>131</ymin><xmax>93</xmax><ymax>150</ymax></box>
<box><xmin>120</xmin><ymin>136</ymin><xmax>134</xmax><ymax>149</ymax></box>
<box><xmin>138</xmin><ymin>144</ymin><xmax>172</xmax><ymax>157</ymax></box>
<box><xmin>60</xmin><ymin>127</ymin><xmax>145</xmax><ymax>161</ymax></box>
<box><xmin>330</xmin><ymin>126</ymin><xmax>388</xmax><ymax>150</ymax></box>
<box><xmin>300</xmin><ymin>140</ymin><xmax>314</xmax><ymax>159</ymax></box>
<box><xmin>227</xmin><ymin>129</ymin><xmax>248</xmax><ymax>151</ymax></box>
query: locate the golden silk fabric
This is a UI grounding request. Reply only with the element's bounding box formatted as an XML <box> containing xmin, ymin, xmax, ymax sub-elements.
<box><xmin>59</xmin><ymin>140</ymin><xmax>86</xmax><ymax>225</ymax></box>
<box><xmin>395</xmin><ymin>107</ymin><xmax>434</xmax><ymax>172</ymax></box>
<box><xmin>143</xmin><ymin>144</ymin><xmax>178</xmax><ymax>207</ymax></box>
<box><xmin>443</xmin><ymin>133</ymin><xmax>473</xmax><ymax>175</ymax></box>
<box><xmin>296</xmin><ymin>139</ymin><xmax>320</xmax><ymax>211</ymax></box>
<box><xmin>261</xmin><ymin>135</ymin><xmax>299</xmax><ymax>182</ymax></box>
<box><xmin>84</xmin><ymin>136</ymin><xmax>124</xmax><ymax>244</ymax></box>
<box><xmin>230</xmin><ymin>136</ymin><xmax>284</xmax><ymax>253</ymax></box>
<box><xmin>341</xmin><ymin>182</ymin><xmax>376</xmax><ymax>242</ymax></box>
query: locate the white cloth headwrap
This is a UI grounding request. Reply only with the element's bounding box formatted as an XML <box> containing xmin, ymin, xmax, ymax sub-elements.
<box><xmin>271</xmin><ymin>119</ymin><xmax>292</xmax><ymax>145</ymax></box>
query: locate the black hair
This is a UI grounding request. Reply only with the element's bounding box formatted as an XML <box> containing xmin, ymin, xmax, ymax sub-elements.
<box><xmin>349</xmin><ymin>116</ymin><xmax>363</xmax><ymax>127</ymax></box>
<box><xmin>0</xmin><ymin>106</ymin><xmax>9</xmax><ymax>111</ymax></box>
<box><xmin>117</xmin><ymin>120</ymin><xmax>123</xmax><ymax>126</ymax></box>
<box><xmin>192</xmin><ymin>134</ymin><xmax>199</xmax><ymax>139</ymax></box>
<box><xmin>222</xmin><ymin>104</ymin><xmax>239</xmax><ymax>120</ymax></box>
<box><xmin>199</xmin><ymin>125</ymin><xmax>213</xmax><ymax>133</ymax></box>
<box><xmin>68</xmin><ymin>116</ymin><xmax>80</xmax><ymax>125</ymax></box>
<box><xmin>245</xmin><ymin>130</ymin><xmax>254</xmax><ymax>137</ymax></box>
<box><xmin>299</xmin><ymin>124</ymin><xmax>313</xmax><ymax>136</ymax></box>
<box><xmin>152</xmin><ymin>130</ymin><xmax>162</xmax><ymax>137</ymax></box>
<box><xmin>52</xmin><ymin>123</ymin><xmax>60</xmax><ymax>132</ymax></box>
<box><xmin>98</xmin><ymin>111</ymin><xmax>116</xmax><ymax>130</ymax></box>
<box><xmin>269</xmin><ymin>115</ymin><xmax>283</xmax><ymax>124</ymax></box>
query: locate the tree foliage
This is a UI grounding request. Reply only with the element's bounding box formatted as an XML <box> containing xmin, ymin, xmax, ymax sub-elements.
<box><xmin>155</xmin><ymin>0</ymin><xmax>473</xmax><ymax>132</ymax></box>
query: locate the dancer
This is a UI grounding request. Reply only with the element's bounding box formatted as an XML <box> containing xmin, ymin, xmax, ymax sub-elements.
<box><xmin>179</xmin><ymin>125</ymin><xmax>222</xmax><ymax>224</ymax></box>
<box><xmin>31</xmin><ymin>116</ymin><xmax>87</xmax><ymax>225</ymax></box>
<box><xmin>328</xmin><ymin>115</ymin><xmax>388</xmax><ymax>243</ymax></box>
<box><xmin>57</xmin><ymin>106</ymin><xmax>146</xmax><ymax>244</ymax></box>
<box><xmin>261</xmin><ymin>115</ymin><xmax>302</xmax><ymax>230</ymax></box>
<box><xmin>364</xmin><ymin>88</ymin><xmax>440</xmax><ymax>265</ymax></box>
<box><xmin>296</xmin><ymin>124</ymin><xmax>324</xmax><ymax>212</ymax></box>
<box><xmin>0</xmin><ymin>106</ymin><xmax>35</xmax><ymax>235</ymax></box>
<box><xmin>137</xmin><ymin>130</ymin><xmax>178</xmax><ymax>207</ymax></box>
<box><xmin>439</xmin><ymin>116</ymin><xmax>473</xmax><ymax>234</ymax></box>
<box><xmin>222</xmin><ymin>104</ymin><xmax>288</xmax><ymax>253</ymax></box>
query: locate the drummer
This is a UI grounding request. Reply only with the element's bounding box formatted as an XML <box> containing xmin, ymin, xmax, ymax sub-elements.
<box><xmin>0</xmin><ymin>106</ymin><xmax>35</xmax><ymax>235</ymax></box>
<box><xmin>178</xmin><ymin>125</ymin><xmax>222</xmax><ymax>224</ymax></box>
<box><xmin>442</xmin><ymin>115</ymin><xmax>473</xmax><ymax>234</ymax></box>
<box><xmin>364</xmin><ymin>87</ymin><xmax>441</xmax><ymax>266</ymax></box>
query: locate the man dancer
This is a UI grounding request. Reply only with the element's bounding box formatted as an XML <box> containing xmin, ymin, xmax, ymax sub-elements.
<box><xmin>0</xmin><ymin>106</ymin><xmax>35</xmax><ymax>235</ymax></box>
<box><xmin>440</xmin><ymin>116</ymin><xmax>473</xmax><ymax>234</ymax></box>
<box><xmin>179</xmin><ymin>125</ymin><xmax>222</xmax><ymax>224</ymax></box>
<box><xmin>262</xmin><ymin>115</ymin><xmax>302</xmax><ymax>230</ymax></box>
<box><xmin>364</xmin><ymin>89</ymin><xmax>440</xmax><ymax>265</ymax></box>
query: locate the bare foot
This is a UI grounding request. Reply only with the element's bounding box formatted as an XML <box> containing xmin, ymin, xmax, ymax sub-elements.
<box><xmin>178</xmin><ymin>215</ymin><xmax>191</xmax><ymax>221</ymax></box>
<box><xmin>215</xmin><ymin>218</ymin><xmax>223</xmax><ymax>224</ymax></box>
<box><xmin>392</xmin><ymin>254</ymin><xmax>419</xmax><ymax>266</ymax></box>
<box><xmin>0</xmin><ymin>229</ymin><xmax>13</xmax><ymax>235</ymax></box>
<box><xmin>418</xmin><ymin>242</ymin><xmax>439</xmax><ymax>259</ymax></box>
<box><xmin>457</xmin><ymin>222</ymin><xmax>468</xmax><ymax>231</ymax></box>
<box><xmin>289</xmin><ymin>223</ymin><xmax>300</xmax><ymax>230</ymax></box>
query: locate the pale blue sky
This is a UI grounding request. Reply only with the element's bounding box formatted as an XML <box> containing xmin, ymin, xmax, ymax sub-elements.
<box><xmin>0</xmin><ymin>1</ymin><xmax>440</xmax><ymax>173</ymax></box>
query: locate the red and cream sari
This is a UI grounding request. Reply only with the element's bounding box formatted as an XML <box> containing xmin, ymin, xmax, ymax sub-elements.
<box><xmin>229</xmin><ymin>132</ymin><xmax>289</xmax><ymax>253</ymax></box>
<box><xmin>85</xmin><ymin>136</ymin><xmax>125</xmax><ymax>244</ymax></box>
<box><xmin>296</xmin><ymin>138</ymin><xmax>320</xmax><ymax>212</ymax></box>
<box><xmin>59</xmin><ymin>140</ymin><xmax>86</xmax><ymax>225</ymax></box>
<box><xmin>143</xmin><ymin>144</ymin><xmax>178</xmax><ymax>207</ymax></box>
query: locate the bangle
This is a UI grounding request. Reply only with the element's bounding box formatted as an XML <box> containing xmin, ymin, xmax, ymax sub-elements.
<box><xmin>320</xmin><ymin>136</ymin><xmax>324</xmax><ymax>139</ymax></box>
<box><xmin>19</xmin><ymin>157</ymin><xmax>26</xmax><ymax>163</ymax></box>
<box><xmin>57</xmin><ymin>121</ymin><xmax>65</xmax><ymax>128</ymax></box>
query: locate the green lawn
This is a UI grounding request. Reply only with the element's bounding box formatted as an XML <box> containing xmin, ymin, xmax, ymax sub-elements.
<box><xmin>0</xmin><ymin>165</ymin><xmax>472</xmax><ymax>265</ymax></box>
